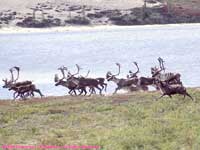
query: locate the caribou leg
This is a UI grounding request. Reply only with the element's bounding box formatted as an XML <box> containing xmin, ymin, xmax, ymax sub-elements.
<box><xmin>91</xmin><ymin>87</ymin><xmax>96</xmax><ymax>94</ymax></box>
<box><xmin>78</xmin><ymin>88</ymin><xmax>84</xmax><ymax>96</ymax></box>
<box><xmin>78</xmin><ymin>89</ymin><xmax>83</xmax><ymax>96</ymax></box>
<box><xmin>78</xmin><ymin>88</ymin><xmax>85</xmax><ymax>96</ymax></box>
<box><xmin>113</xmin><ymin>87</ymin><xmax>120</xmax><ymax>94</ymax></box>
<box><xmin>168</xmin><ymin>95</ymin><xmax>172</xmax><ymax>98</ymax></box>
<box><xmin>104</xmin><ymin>83</ymin><xmax>107</xmax><ymax>92</ymax></box>
<box><xmin>68</xmin><ymin>89</ymin><xmax>73</xmax><ymax>95</ymax></box>
<box><xmin>29</xmin><ymin>91</ymin><xmax>34</xmax><ymax>97</ymax></box>
<box><xmin>94</xmin><ymin>85</ymin><xmax>102</xmax><ymax>95</ymax></box>
<box><xmin>185</xmin><ymin>92</ymin><xmax>193</xmax><ymax>101</ymax></box>
<box><xmin>89</xmin><ymin>87</ymin><xmax>95</xmax><ymax>96</ymax></box>
<box><xmin>156</xmin><ymin>93</ymin><xmax>166</xmax><ymax>100</ymax></box>
<box><xmin>99</xmin><ymin>83</ymin><xmax>107</xmax><ymax>92</ymax></box>
<box><xmin>82</xmin><ymin>88</ymin><xmax>87</xmax><ymax>96</ymax></box>
<box><xmin>72</xmin><ymin>89</ymin><xmax>77</xmax><ymax>96</ymax></box>
<box><xmin>78</xmin><ymin>87</ymin><xmax>87</xmax><ymax>96</ymax></box>
<box><xmin>13</xmin><ymin>92</ymin><xmax>20</xmax><ymax>100</ymax></box>
<box><xmin>33</xmin><ymin>89</ymin><xmax>44</xmax><ymax>98</ymax></box>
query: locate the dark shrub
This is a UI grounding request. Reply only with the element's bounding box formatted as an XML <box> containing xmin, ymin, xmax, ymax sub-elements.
<box><xmin>65</xmin><ymin>16</ymin><xmax>90</xmax><ymax>25</ymax></box>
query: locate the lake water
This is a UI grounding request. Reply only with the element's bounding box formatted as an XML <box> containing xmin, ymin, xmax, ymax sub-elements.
<box><xmin>0</xmin><ymin>24</ymin><xmax>200</xmax><ymax>99</ymax></box>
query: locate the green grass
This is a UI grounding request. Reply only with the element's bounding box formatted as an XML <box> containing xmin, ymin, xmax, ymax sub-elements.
<box><xmin>0</xmin><ymin>89</ymin><xmax>200</xmax><ymax>149</ymax></box>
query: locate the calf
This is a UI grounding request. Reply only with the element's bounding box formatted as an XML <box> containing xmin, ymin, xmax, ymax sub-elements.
<box><xmin>156</xmin><ymin>80</ymin><xmax>193</xmax><ymax>100</ymax></box>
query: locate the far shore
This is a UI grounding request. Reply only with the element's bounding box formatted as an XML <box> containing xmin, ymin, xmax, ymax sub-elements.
<box><xmin>1</xmin><ymin>23</ymin><xmax>200</xmax><ymax>34</ymax></box>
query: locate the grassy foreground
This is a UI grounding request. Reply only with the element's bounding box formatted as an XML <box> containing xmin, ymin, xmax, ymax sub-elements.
<box><xmin>0</xmin><ymin>88</ymin><xmax>200</xmax><ymax>150</ymax></box>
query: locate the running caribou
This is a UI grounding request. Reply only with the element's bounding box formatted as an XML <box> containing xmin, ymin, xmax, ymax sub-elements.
<box><xmin>151</xmin><ymin>57</ymin><xmax>182</xmax><ymax>85</ymax></box>
<box><xmin>106</xmin><ymin>63</ymin><xmax>141</xmax><ymax>94</ymax></box>
<box><xmin>1</xmin><ymin>57</ymin><xmax>193</xmax><ymax>100</ymax></box>
<box><xmin>55</xmin><ymin>65</ymin><xmax>88</xmax><ymax>96</ymax></box>
<box><xmin>151</xmin><ymin>58</ymin><xmax>193</xmax><ymax>100</ymax></box>
<box><xmin>128</xmin><ymin>62</ymin><xmax>153</xmax><ymax>91</ymax></box>
<box><xmin>2</xmin><ymin>66</ymin><xmax>43</xmax><ymax>100</ymax></box>
<box><xmin>155</xmin><ymin>79</ymin><xmax>193</xmax><ymax>100</ymax></box>
<box><xmin>55</xmin><ymin>64</ymin><xmax>107</xmax><ymax>96</ymax></box>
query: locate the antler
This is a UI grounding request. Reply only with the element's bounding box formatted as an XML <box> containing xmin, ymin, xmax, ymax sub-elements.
<box><xmin>9</xmin><ymin>68</ymin><xmax>14</xmax><ymax>82</ymax></box>
<box><xmin>72</xmin><ymin>64</ymin><xmax>81</xmax><ymax>76</ymax></box>
<box><xmin>152</xmin><ymin>64</ymin><xmax>163</xmax><ymax>78</ymax></box>
<box><xmin>84</xmin><ymin>70</ymin><xmax>90</xmax><ymax>78</ymax></box>
<box><xmin>9</xmin><ymin>66</ymin><xmax>20</xmax><ymax>83</ymax></box>
<box><xmin>132</xmin><ymin>62</ymin><xmax>140</xmax><ymax>76</ymax></box>
<box><xmin>13</xmin><ymin>66</ymin><xmax>20</xmax><ymax>82</ymax></box>
<box><xmin>158</xmin><ymin>57</ymin><xmax>165</xmax><ymax>72</ymax></box>
<box><xmin>58</xmin><ymin>66</ymin><xmax>68</xmax><ymax>80</ymax></box>
<box><xmin>114</xmin><ymin>63</ymin><xmax>120</xmax><ymax>76</ymax></box>
<box><xmin>54</xmin><ymin>74</ymin><xmax>59</xmax><ymax>82</ymax></box>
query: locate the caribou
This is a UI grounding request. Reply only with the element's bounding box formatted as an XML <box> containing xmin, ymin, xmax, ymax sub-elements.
<box><xmin>55</xmin><ymin>64</ymin><xmax>105</xmax><ymax>96</ymax></box>
<box><xmin>155</xmin><ymin>79</ymin><xmax>193</xmax><ymax>100</ymax></box>
<box><xmin>149</xmin><ymin>58</ymin><xmax>192</xmax><ymax>100</ymax></box>
<box><xmin>55</xmin><ymin>65</ymin><xmax>87</xmax><ymax>96</ymax></box>
<box><xmin>2</xmin><ymin>66</ymin><xmax>43</xmax><ymax>100</ymax></box>
<box><xmin>77</xmin><ymin>67</ymin><xmax>107</xmax><ymax>93</ymax></box>
<box><xmin>67</xmin><ymin>65</ymin><xmax>104</xmax><ymax>96</ymax></box>
<box><xmin>1</xmin><ymin>59</ymin><xmax>194</xmax><ymax>100</ymax></box>
<box><xmin>151</xmin><ymin>57</ymin><xmax>182</xmax><ymax>85</ymax></box>
<box><xmin>128</xmin><ymin>62</ymin><xmax>151</xmax><ymax>91</ymax></box>
<box><xmin>9</xmin><ymin>84</ymin><xmax>43</xmax><ymax>100</ymax></box>
<box><xmin>128</xmin><ymin>62</ymin><xmax>140</xmax><ymax>79</ymax></box>
<box><xmin>106</xmin><ymin>63</ymin><xmax>140</xmax><ymax>94</ymax></box>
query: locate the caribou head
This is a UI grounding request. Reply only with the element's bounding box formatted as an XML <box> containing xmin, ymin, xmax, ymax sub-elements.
<box><xmin>54</xmin><ymin>65</ymin><xmax>68</xmax><ymax>86</ymax></box>
<box><xmin>2</xmin><ymin>66</ymin><xmax>20</xmax><ymax>88</ymax></box>
<box><xmin>106</xmin><ymin>63</ymin><xmax>120</xmax><ymax>81</ymax></box>
<box><xmin>128</xmin><ymin>62</ymin><xmax>139</xmax><ymax>78</ymax></box>
<box><xmin>151</xmin><ymin>57</ymin><xmax>165</xmax><ymax>77</ymax></box>
<box><xmin>151</xmin><ymin>66</ymin><xmax>159</xmax><ymax>76</ymax></box>
<box><xmin>57</xmin><ymin>66</ymin><xmax>68</xmax><ymax>80</ymax></box>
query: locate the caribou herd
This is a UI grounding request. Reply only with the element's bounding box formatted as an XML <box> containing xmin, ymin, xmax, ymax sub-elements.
<box><xmin>2</xmin><ymin>58</ymin><xmax>193</xmax><ymax>101</ymax></box>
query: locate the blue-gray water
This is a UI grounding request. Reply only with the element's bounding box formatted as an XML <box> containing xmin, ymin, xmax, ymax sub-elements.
<box><xmin>0</xmin><ymin>24</ymin><xmax>200</xmax><ymax>99</ymax></box>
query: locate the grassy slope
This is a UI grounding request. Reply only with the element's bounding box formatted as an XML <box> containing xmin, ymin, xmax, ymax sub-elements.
<box><xmin>0</xmin><ymin>89</ymin><xmax>200</xmax><ymax>150</ymax></box>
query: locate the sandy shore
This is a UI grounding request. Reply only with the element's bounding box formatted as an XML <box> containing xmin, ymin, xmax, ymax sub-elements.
<box><xmin>1</xmin><ymin>23</ymin><xmax>200</xmax><ymax>34</ymax></box>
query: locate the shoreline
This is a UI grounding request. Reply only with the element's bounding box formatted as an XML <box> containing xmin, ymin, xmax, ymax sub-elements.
<box><xmin>1</xmin><ymin>23</ymin><xmax>200</xmax><ymax>34</ymax></box>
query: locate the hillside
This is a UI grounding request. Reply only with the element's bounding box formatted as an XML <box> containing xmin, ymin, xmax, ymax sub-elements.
<box><xmin>1</xmin><ymin>0</ymin><xmax>200</xmax><ymax>28</ymax></box>
<box><xmin>0</xmin><ymin>0</ymin><xmax>144</xmax><ymax>11</ymax></box>
<box><xmin>0</xmin><ymin>88</ymin><xmax>200</xmax><ymax>149</ymax></box>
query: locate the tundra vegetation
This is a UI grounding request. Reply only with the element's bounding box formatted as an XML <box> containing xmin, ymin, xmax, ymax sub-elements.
<box><xmin>0</xmin><ymin>89</ymin><xmax>200</xmax><ymax>149</ymax></box>
<box><xmin>0</xmin><ymin>0</ymin><xmax>200</xmax><ymax>28</ymax></box>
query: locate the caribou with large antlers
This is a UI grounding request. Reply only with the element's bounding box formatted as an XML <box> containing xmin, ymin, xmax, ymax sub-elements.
<box><xmin>128</xmin><ymin>62</ymin><xmax>140</xmax><ymax>78</ymax></box>
<box><xmin>106</xmin><ymin>63</ymin><xmax>140</xmax><ymax>94</ymax></box>
<box><xmin>127</xmin><ymin>62</ymin><xmax>150</xmax><ymax>91</ymax></box>
<box><xmin>151</xmin><ymin>57</ymin><xmax>182</xmax><ymax>85</ymax></box>
<box><xmin>77</xmin><ymin>67</ymin><xmax>107</xmax><ymax>93</ymax></box>
<box><xmin>55</xmin><ymin>65</ymin><xmax>87</xmax><ymax>96</ymax></box>
<box><xmin>67</xmin><ymin>64</ymin><xmax>104</xmax><ymax>96</ymax></box>
<box><xmin>55</xmin><ymin>64</ymin><xmax>108</xmax><ymax>96</ymax></box>
<box><xmin>2</xmin><ymin>66</ymin><xmax>43</xmax><ymax>99</ymax></box>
